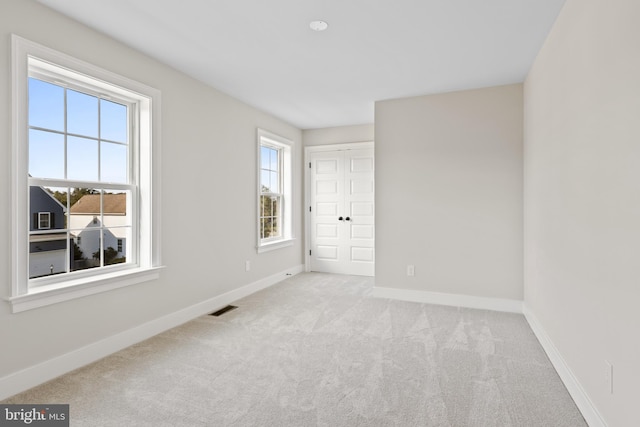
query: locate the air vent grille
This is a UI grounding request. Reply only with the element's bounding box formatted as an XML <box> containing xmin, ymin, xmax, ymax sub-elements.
<box><xmin>209</xmin><ymin>305</ymin><xmax>238</xmax><ymax>317</ymax></box>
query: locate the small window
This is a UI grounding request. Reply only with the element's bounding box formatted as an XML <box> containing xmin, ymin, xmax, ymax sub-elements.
<box><xmin>257</xmin><ymin>129</ymin><xmax>294</xmax><ymax>252</ymax></box>
<box><xmin>260</xmin><ymin>145</ymin><xmax>282</xmax><ymax>240</ymax></box>
<box><xmin>117</xmin><ymin>239</ymin><xmax>123</xmax><ymax>253</ymax></box>
<box><xmin>38</xmin><ymin>212</ymin><xmax>51</xmax><ymax>229</ymax></box>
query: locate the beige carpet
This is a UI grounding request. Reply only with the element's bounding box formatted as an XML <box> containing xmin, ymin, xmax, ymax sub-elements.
<box><xmin>3</xmin><ymin>273</ymin><xmax>587</xmax><ymax>426</ymax></box>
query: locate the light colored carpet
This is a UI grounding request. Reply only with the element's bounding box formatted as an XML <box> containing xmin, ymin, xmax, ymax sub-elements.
<box><xmin>4</xmin><ymin>273</ymin><xmax>587</xmax><ymax>426</ymax></box>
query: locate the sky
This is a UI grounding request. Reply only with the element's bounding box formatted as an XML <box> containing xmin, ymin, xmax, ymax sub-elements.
<box><xmin>28</xmin><ymin>77</ymin><xmax>129</xmax><ymax>185</ymax></box>
<box><xmin>260</xmin><ymin>145</ymin><xmax>280</xmax><ymax>193</ymax></box>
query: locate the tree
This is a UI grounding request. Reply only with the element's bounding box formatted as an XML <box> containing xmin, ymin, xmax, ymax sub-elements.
<box><xmin>259</xmin><ymin>185</ymin><xmax>280</xmax><ymax>239</ymax></box>
<box><xmin>93</xmin><ymin>246</ymin><xmax>119</xmax><ymax>265</ymax></box>
<box><xmin>73</xmin><ymin>241</ymin><xmax>85</xmax><ymax>260</ymax></box>
<box><xmin>49</xmin><ymin>187</ymin><xmax>98</xmax><ymax>208</ymax></box>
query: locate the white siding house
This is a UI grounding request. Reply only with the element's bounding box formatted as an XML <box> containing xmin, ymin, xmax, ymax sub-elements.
<box><xmin>69</xmin><ymin>193</ymin><xmax>128</xmax><ymax>266</ymax></box>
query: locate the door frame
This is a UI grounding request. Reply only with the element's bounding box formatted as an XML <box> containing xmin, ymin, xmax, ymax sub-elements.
<box><xmin>304</xmin><ymin>141</ymin><xmax>375</xmax><ymax>273</ymax></box>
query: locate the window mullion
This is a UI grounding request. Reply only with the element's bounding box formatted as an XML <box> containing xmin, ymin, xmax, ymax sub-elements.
<box><xmin>28</xmin><ymin>177</ymin><xmax>133</xmax><ymax>191</ymax></box>
<box><xmin>100</xmin><ymin>190</ymin><xmax>104</xmax><ymax>267</ymax></box>
<box><xmin>63</xmin><ymin>87</ymin><xmax>68</xmax><ymax>180</ymax></box>
<box><xmin>27</xmin><ymin>126</ymin><xmax>126</xmax><ymax>145</ymax></box>
<box><xmin>98</xmin><ymin>96</ymin><xmax>102</xmax><ymax>182</ymax></box>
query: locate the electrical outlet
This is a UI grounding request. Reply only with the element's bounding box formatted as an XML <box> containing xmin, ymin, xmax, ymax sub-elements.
<box><xmin>407</xmin><ymin>265</ymin><xmax>415</xmax><ymax>277</ymax></box>
<box><xmin>245</xmin><ymin>260</ymin><xmax>251</xmax><ymax>272</ymax></box>
<box><xmin>605</xmin><ymin>361</ymin><xmax>613</xmax><ymax>394</ymax></box>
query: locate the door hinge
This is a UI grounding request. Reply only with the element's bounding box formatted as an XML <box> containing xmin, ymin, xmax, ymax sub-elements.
<box><xmin>309</xmin><ymin>162</ymin><xmax>311</xmax><ymax>168</ymax></box>
<box><xmin>309</xmin><ymin>250</ymin><xmax>312</xmax><ymax>256</ymax></box>
<box><xmin>309</xmin><ymin>206</ymin><xmax>312</xmax><ymax>212</ymax></box>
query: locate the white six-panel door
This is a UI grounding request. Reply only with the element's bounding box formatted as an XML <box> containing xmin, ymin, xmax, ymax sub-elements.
<box><xmin>309</xmin><ymin>147</ymin><xmax>374</xmax><ymax>276</ymax></box>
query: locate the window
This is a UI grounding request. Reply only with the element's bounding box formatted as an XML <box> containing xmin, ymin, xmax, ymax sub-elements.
<box><xmin>260</xmin><ymin>145</ymin><xmax>282</xmax><ymax>240</ymax></box>
<box><xmin>257</xmin><ymin>129</ymin><xmax>294</xmax><ymax>252</ymax></box>
<box><xmin>38</xmin><ymin>212</ymin><xmax>51</xmax><ymax>230</ymax></box>
<box><xmin>10</xmin><ymin>35</ymin><xmax>162</xmax><ymax>312</ymax></box>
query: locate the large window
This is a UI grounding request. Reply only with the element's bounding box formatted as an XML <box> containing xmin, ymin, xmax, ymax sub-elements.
<box><xmin>28</xmin><ymin>73</ymin><xmax>133</xmax><ymax>279</ymax></box>
<box><xmin>10</xmin><ymin>36</ymin><xmax>161</xmax><ymax>312</ymax></box>
<box><xmin>257</xmin><ymin>129</ymin><xmax>293</xmax><ymax>252</ymax></box>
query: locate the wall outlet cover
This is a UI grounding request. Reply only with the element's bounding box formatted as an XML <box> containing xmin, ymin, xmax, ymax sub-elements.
<box><xmin>407</xmin><ymin>265</ymin><xmax>415</xmax><ymax>276</ymax></box>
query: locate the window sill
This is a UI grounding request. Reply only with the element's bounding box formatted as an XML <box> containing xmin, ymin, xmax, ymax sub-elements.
<box><xmin>257</xmin><ymin>238</ymin><xmax>295</xmax><ymax>253</ymax></box>
<box><xmin>6</xmin><ymin>266</ymin><xmax>164</xmax><ymax>313</ymax></box>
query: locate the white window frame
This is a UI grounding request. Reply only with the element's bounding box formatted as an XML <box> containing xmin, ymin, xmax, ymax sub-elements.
<box><xmin>38</xmin><ymin>212</ymin><xmax>51</xmax><ymax>230</ymax></box>
<box><xmin>260</xmin><ymin>145</ymin><xmax>283</xmax><ymax>243</ymax></box>
<box><xmin>8</xmin><ymin>35</ymin><xmax>163</xmax><ymax>313</ymax></box>
<box><xmin>256</xmin><ymin>129</ymin><xmax>294</xmax><ymax>253</ymax></box>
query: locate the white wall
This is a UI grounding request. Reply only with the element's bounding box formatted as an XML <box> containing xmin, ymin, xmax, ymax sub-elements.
<box><xmin>69</xmin><ymin>214</ymin><xmax>129</xmax><ymax>259</ymax></box>
<box><xmin>303</xmin><ymin>124</ymin><xmax>374</xmax><ymax>146</ymax></box>
<box><xmin>0</xmin><ymin>0</ymin><xmax>302</xmax><ymax>386</ymax></box>
<box><xmin>524</xmin><ymin>0</ymin><xmax>640</xmax><ymax>425</ymax></box>
<box><xmin>375</xmin><ymin>84</ymin><xmax>523</xmax><ymax>301</ymax></box>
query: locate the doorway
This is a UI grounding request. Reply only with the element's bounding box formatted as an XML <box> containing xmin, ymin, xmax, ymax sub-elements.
<box><xmin>305</xmin><ymin>142</ymin><xmax>374</xmax><ymax>276</ymax></box>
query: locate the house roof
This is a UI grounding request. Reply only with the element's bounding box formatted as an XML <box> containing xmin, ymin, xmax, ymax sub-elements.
<box><xmin>29</xmin><ymin>232</ymin><xmax>68</xmax><ymax>243</ymax></box>
<box><xmin>70</xmin><ymin>194</ymin><xmax>126</xmax><ymax>215</ymax></box>
<box><xmin>30</xmin><ymin>184</ymin><xmax>68</xmax><ymax>212</ymax></box>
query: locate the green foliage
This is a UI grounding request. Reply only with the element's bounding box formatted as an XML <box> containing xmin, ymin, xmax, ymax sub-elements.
<box><xmin>73</xmin><ymin>241</ymin><xmax>85</xmax><ymax>261</ymax></box>
<box><xmin>92</xmin><ymin>246</ymin><xmax>119</xmax><ymax>264</ymax></box>
<box><xmin>50</xmin><ymin>188</ymin><xmax>98</xmax><ymax>208</ymax></box>
<box><xmin>260</xmin><ymin>194</ymin><xmax>280</xmax><ymax>239</ymax></box>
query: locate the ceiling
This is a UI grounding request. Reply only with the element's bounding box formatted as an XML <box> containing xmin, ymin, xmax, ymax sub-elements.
<box><xmin>37</xmin><ymin>0</ymin><xmax>566</xmax><ymax>130</ymax></box>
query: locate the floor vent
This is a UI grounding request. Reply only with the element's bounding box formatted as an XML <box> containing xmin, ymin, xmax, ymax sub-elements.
<box><xmin>209</xmin><ymin>305</ymin><xmax>238</xmax><ymax>317</ymax></box>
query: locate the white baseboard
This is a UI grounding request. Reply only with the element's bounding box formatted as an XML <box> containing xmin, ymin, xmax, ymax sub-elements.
<box><xmin>523</xmin><ymin>305</ymin><xmax>607</xmax><ymax>427</ymax></box>
<box><xmin>0</xmin><ymin>264</ymin><xmax>304</xmax><ymax>401</ymax></box>
<box><xmin>372</xmin><ymin>286</ymin><xmax>523</xmax><ymax>313</ymax></box>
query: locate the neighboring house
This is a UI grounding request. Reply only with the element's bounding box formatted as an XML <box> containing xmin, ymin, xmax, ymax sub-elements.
<box><xmin>29</xmin><ymin>186</ymin><xmax>68</xmax><ymax>278</ymax></box>
<box><xmin>69</xmin><ymin>193</ymin><xmax>127</xmax><ymax>265</ymax></box>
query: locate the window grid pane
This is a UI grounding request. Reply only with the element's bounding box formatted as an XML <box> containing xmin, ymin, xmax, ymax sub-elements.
<box><xmin>29</xmin><ymin>78</ymin><xmax>64</xmax><ymax>132</ymax></box>
<box><xmin>28</xmin><ymin>129</ymin><xmax>65</xmax><ymax>179</ymax></box>
<box><xmin>67</xmin><ymin>89</ymin><xmax>98</xmax><ymax>138</ymax></box>
<box><xmin>67</xmin><ymin>136</ymin><xmax>99</xmax><ymax>181</ymax></box>
<box><xmin>100</xmin><ymin>99</ymin><xmax>128</xmax><ymax>143</ymax></box>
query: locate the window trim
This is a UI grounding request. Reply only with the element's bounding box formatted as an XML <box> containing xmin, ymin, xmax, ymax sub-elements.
<box><xmin>256</xmin><ymin>129</ymin><xmax>294</xmax><ymax>253</ymax></box>
<box><xmin>8</xmin><ymin>35</ymin><xmax>163</xmax><ymax>313</ymax></box>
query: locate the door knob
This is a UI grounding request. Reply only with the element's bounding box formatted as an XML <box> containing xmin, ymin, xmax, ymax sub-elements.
<box><xmin>338</xmin><ymin>216</ymin><xmax>344</xmax><ymax>221</ymax></box>
<box><xmin>345</xmin><ymin>217</ymin><xmax>351</xmax><ymax>221</ymax></box>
